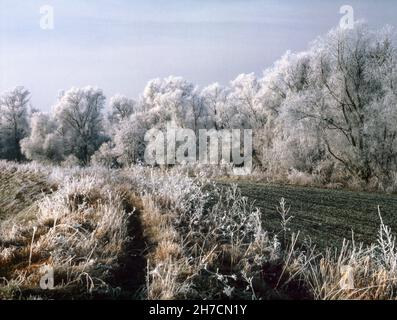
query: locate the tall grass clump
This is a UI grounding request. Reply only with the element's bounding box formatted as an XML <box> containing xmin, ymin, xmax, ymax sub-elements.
<box><xmin>125</xmin><ymin>165</ymin><xmax>397</xmax><ymax>300</ymax></box>
<box><xmin>0</xmin><ymin>165</ymin><xmax>134</xmax><ymax>299</ymax></box>
<box><xmin>124</xmin><ymin>166</ymin><xmax>285</xmax><ymax>299</ymax></box>
<box><xmin>282</xmin><ymin>207</ymin><xmax>397</xmax><ymax>300</ymax></box>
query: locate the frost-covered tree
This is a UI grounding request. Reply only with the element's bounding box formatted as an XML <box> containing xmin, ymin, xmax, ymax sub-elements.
<box><xmin>262</xmin><ymin>51</ymin><xmax>325</xmax><ymax>173</ymax></box>
<box><xmin>278</xmin><ymin>24</ymin><xmax>397</xmax><ymax>183</ymax></box>
<box><xmin>54</xmin><ymin>86</ymin><xmax>107</xmax><ymax>165</ymax></box>
<box><xmin>108</xmin><ymin>94</ymin><xmax>136</xmax><ymax>124</ymax></box>
<box><xmin>21</xmin><ymin>112</ymin><xmax>63</xmax><ymax>163</ymax></box>
<box><xmin>142</xmin><ymin>76</ymin><xmax>196</xmax><ymax>127</ymax></box>
<box><xmin>201</xmin><ymin>83</ymin><xmax>230</xmax><ymax>130</ymax></box>
<box><xmin>229</xmin><ymin>73</ymin><xmax>265</xmax><ymax>128</ymax></box>
<box><xmin>188</xmin><ymin>88</ymin><xmax>208</xmax><ymax>133</ymax></box>
<box><xmin>113</xmin><ymin>111</ymin><xmax>160</xmax><ymax>166</ymax></box>
<box><xmin>10</xmin><ymin>24</ymin><xmax>397</xmax><ymax>190</ymax></box>
<box><xmin>0</xmin><ymin>86</ymin><xmax>30</xmax><ymax>160</ymax></box>
<box><xmin>110</xmin><ymin>78</ymin><xmax>200</xmax><ymax>167</ymax></box>
<box><xmin>228</xmin><ymin>73</ymin><xmax>270</xmax><ymax>167</ymax></box>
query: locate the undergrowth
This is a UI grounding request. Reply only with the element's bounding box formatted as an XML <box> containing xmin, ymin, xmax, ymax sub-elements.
<box><xmin>1</xmin><ymin>162</ymin><xmax>397</xmax><ymax>300</ymax></box>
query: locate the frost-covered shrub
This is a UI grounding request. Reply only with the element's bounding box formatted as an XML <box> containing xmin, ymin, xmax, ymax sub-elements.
<box><xmin>123</xmin><ymin>166</ymin><xmax>279</xmax><ymax>299</ymax></box>
<box><xmin>21</xmin><ymin>113</ymin><xmax>64</xmax><ymax>164</ymax></box>
<box><xmin>61</xmin><ymin>154</ymin><xmax>81</xmax><ymax>168</ymax></box>
<box><xmin>91</xmin><ymin>142</ymin><xmax>119</xmax><ymax>168</ymax></box>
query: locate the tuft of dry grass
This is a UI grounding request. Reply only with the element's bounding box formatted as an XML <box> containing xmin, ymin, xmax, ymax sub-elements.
<box><xmin>0</xmin><ymin>164</ymin><xmax>137</xmax><ymax>299</ymax></box>
<box><xmin>140</xmin><ymin>196</ymin><xmax>195</xmax><ymax>300</ymax></box>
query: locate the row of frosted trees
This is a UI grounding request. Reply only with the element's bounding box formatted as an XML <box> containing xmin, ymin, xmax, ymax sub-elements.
<box><xmin>2</xmin><ymin>24</ymin><xmax>397</xmax><ymax>188</ymax></box>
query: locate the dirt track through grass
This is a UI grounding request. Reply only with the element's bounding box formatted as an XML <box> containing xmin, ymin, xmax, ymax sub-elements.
<box><xmin>218</xmin><ymin>181</ymin><xmax>397</xmax><ymax>250</ymax></box>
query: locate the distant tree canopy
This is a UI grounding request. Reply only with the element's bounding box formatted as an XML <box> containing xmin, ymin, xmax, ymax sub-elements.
<box><xmin>20</xmin><ymin>86</ymin><xmax>108</xmax><ymax>165</ymax></box>
<box><xmin>4</xmin><ymin>24</ymin><xmax>397</xmax><ymax>188</ymax></box>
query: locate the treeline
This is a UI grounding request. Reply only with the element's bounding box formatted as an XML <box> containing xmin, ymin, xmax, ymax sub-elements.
<box><xmin>1</xmin><ymin>24</ymin><xmax>397</xmax><ymax>190</ymax></box>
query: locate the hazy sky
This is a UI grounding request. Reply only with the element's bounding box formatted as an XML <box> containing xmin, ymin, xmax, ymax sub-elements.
<box><xmin>1</xmin><ymin>0</ymin><xmax>396</xmax><ymax>111</ymax></box>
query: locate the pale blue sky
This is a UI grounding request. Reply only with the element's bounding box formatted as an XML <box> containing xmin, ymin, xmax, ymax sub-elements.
<box><xmin>1</xmin><ymin>0</ymin><xmax>396</xmax><ymax>111</ymax></box>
